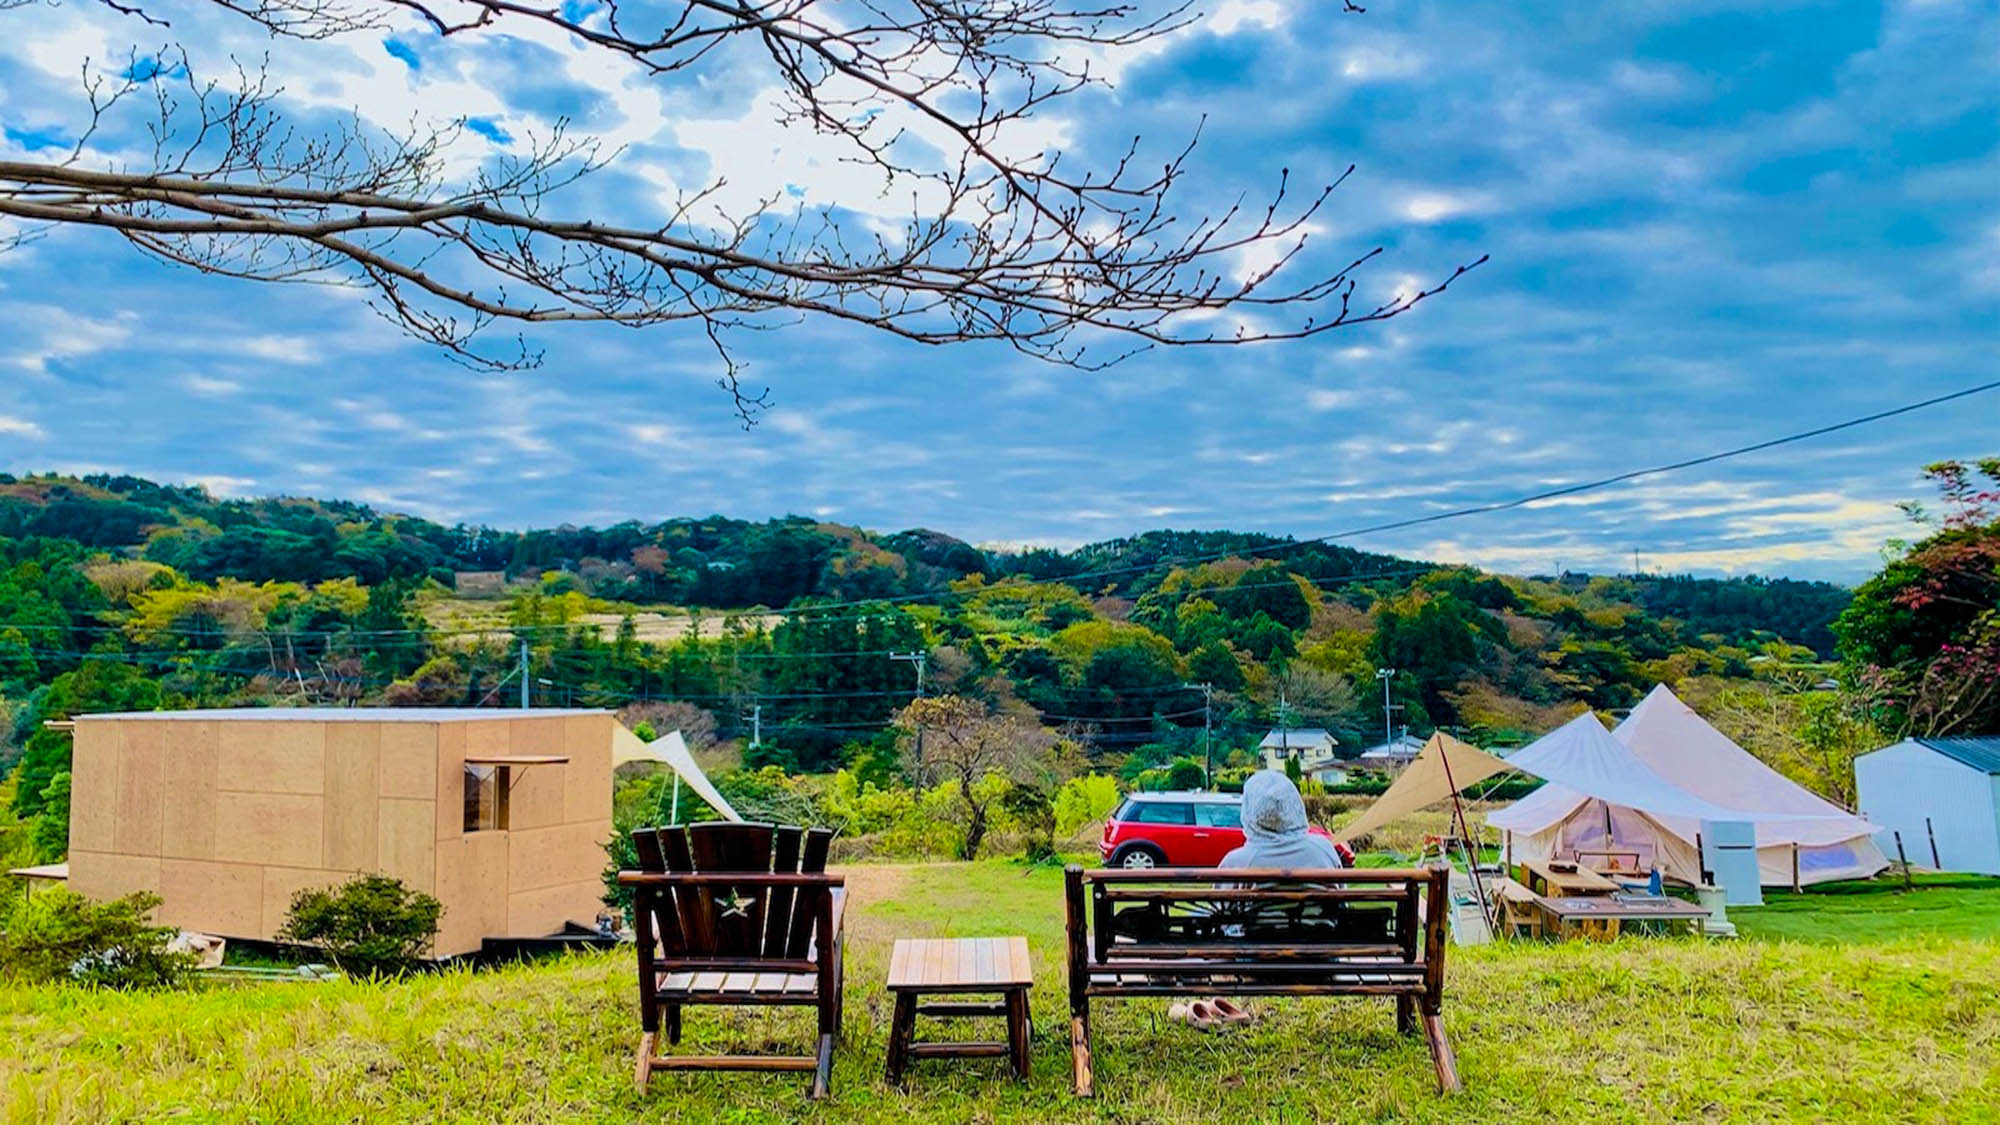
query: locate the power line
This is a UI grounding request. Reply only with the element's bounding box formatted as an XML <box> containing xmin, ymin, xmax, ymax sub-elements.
<box><xmin>729</xmin><ymin>378</ymin><xmax>2000</xmax><ymax>618</ymax></box>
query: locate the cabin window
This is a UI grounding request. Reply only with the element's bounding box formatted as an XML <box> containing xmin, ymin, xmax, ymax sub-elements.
<box><xmin>464</xmin><ymin>764</ymin><xmax>509</xmax><ymax>832</ymax></box>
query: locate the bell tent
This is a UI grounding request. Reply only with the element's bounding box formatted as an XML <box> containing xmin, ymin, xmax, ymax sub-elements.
<box><xmin>1486</xmin><ymin>697</ymin><xmax>1883</xmax><ymax>886</ymax></box>
<box><xmin>1613</xmin><ymin>685</ymin><xmax>1884</xmax><ymax>884</ymax></box>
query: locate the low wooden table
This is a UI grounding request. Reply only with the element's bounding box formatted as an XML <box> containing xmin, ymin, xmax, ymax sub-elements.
<box><xmin>885</xmin><ymin>937</ymin><xmax>1033</xmax><ymax>1085</ymax></box>
<box><xmin>1536</xmin><ymin>894</ymin><xmax>1712</xmax><ymax>940</ymax></box>
<box><xmin>1520</xmin><ymin>860</ymin><xmax>1620</xmax><ymax>898</ymax></box>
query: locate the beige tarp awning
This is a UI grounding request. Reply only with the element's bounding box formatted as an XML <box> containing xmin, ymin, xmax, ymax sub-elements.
<box><xmin>1336</xmin><ymin>732</ymin><xmax>1513</xmax><ymax>842</ymax></box>
<box><xmin>612</xmin><ymin>726</ymin><xmax>743</xmax><ymax>822</ymax></box>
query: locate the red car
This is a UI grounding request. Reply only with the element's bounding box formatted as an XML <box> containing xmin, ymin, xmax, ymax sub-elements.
<box><xmin>1099</xmin><ymin>791</ymin><xmax>1353</xmax><ymax>869</ymax></box>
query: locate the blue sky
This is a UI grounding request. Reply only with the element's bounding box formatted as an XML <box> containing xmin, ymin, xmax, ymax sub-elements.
<box><xmin>1</xmin><ymin>1</ymin><xmax>1996</xmax><ymax>583</ymax></box>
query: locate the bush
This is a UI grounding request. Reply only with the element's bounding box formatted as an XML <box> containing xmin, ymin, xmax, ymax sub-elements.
<box><xmin>1001</xmin><ymin>783</ymin><xmax>1057</xmax><ymax>863</ymax></box>
<box><xmin>0</xmin><ymin>889</ymin><xmax>196</xmax><ymax>989</ymax></box>
<box><xmin>1164</xmin><ymin>758</ymin><xmax>1206</xmax><ymax>790</ymax></box>
<box><xmin>278</xmin><ymin>875</ymin><xmax>442</xmax><ymax>977</ymax></box>
<box><xmin>1053</xmin><ymin>775</ymin><xmax>1120</xmax><ymax>836</ymax></box>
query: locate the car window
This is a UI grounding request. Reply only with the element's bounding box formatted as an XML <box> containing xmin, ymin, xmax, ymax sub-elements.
<box><xmin>1194</xmin><ymin>803</ymin><xmax>1241</xmax><ymax>828</ymax></box>
<box><xmin>1125</xmin><ymin>801</ymin><xmax>1192</xmax><ymax>825</ymax></box>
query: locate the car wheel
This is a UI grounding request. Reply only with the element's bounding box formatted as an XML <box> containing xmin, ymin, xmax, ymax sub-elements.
<box><xmin>1114</xmin><ymin>844</ymin><xmax>1166</xmax><ymax>869</ymax></box>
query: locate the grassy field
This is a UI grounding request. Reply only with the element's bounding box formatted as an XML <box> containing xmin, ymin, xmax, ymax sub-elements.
<box><xmin>5</xmin><ymin>862</ymin><xmax>2000</xmax><ymax>1124</ymax></box>
<box><xmin>1731</xmin><ymin>873</ymin><xmax>2000</xmax><ymax>943</ymax></box>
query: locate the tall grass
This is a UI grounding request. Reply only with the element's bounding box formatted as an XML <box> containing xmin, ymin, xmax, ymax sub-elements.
<box><xmin>3</xmin><ymin>862</ymin><xmax>1997</xmax><ymax>1123</ymax></box>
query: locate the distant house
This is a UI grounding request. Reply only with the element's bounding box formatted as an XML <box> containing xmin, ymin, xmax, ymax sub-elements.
<box><xmin>1259</xmin><ymin>728</ymin><xmax>1339</xmax><ymax>770</ymax></box>
<box><xmin>1855</xmin><ymin>736</ymin><xmax>2000</xmax><ymax>875</ymax></box>
<box><xmin>1355</xmin><ymin>732</ymin><xmax>1427</xmax><ymax>772</ymax></box>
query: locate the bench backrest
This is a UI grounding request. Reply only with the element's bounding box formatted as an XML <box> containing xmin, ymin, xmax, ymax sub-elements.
<box><xmin>628</xmin><ymin>821</ymin><xmax>834</xmax><ymax>962</ymax></box>
<box><xmin>1064</xmin><ymin>866</ymin><xmax>1450</xmax><ymax>997</ymax></box>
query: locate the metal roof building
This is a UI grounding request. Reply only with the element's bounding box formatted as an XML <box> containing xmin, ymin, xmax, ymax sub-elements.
<box><xmin>1855</xmin><ymin>736</ymin><xmax>2000</xmax><ymax>875</ymax></box>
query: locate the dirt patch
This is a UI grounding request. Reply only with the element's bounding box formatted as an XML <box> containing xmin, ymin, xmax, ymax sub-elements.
<box><xmin>832</xmin><ymin>864</ymin><xmax>914</xmax><ymax>946</ymax></box>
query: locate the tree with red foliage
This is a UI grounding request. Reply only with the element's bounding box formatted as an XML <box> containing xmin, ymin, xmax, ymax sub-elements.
<box><xmin>1837</xmin><ymin>459</ymin><xmax>2000</xmax><ymax>735</ymax></box>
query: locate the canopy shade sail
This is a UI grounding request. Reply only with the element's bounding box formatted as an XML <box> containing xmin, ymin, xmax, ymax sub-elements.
<box><xmin>611</xmin><ymin>726</ymin><xmax>743</xmax><ymax>822</ymax></box>
<box><xmin>1335</xmin><ymin>733</ymin><xmax>1513</xmax><ymax>843</ymax></box>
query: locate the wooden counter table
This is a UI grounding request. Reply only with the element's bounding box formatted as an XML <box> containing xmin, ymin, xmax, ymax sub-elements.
<box><xmin>1519</xmin><ymin>860</ymin><xmax>1620</xmax><ymax>898</ymax></box>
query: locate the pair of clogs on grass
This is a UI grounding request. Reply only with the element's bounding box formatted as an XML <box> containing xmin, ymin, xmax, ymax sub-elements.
<box><xmin>1168</xmin><ymin>998</ymin><xmax>1254</xmax><ymax>1032</ymax></box>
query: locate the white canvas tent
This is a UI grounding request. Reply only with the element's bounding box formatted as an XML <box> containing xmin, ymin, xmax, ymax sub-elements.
<box><xmin>1486</xmin><ymin>703</ymin><xmax>1881</xmax><ymax>886</ymax></box>
<box><xmin>612</xmin><ymin>726</ymin><xmax>743</xmax><ymax>822</ymax></box>
<box><xmin>1615</xmin><ymin>685</ymin><xmax>1885</xmax><ymax>885</ymax></box>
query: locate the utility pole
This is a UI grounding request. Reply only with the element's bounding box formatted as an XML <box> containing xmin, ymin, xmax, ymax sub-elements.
<box><xmin>1183</xmin><ymin>682</ymin><xmax>1214</xmax><ymax>787</ymax></box>
<box><xmin>1278</xmin><ymin>686</ymin><xmax>1291</xmax><ymax>759</ymax></box>
<box><xmin>891</xmin><ymin>650</ymin><xmax>928</xmax><ymax>774</ymax></box>
<box><xmin>1375</xmin><ymin>667</ymin><xmax>1399</xmax><ymax>751</ymax></box>
<box><xmin>752</xmin><ymin>704</ymin><xmax>763</xmax><ymax>750</ymax></box>
<box><xmin>519</xmin><ymin>640</ymin><xmax>530</xmax><ymax>709</ymax></box>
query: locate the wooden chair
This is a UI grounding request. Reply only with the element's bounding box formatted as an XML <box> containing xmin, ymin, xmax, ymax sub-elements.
<box><xmin>619</xmin><ymin>822</ymin><xmax>846</xmax><ymax>1098</ymax></box>
<box><xmin>1064</xmin><ymin>865</ymin><xmax>1459</xmax><ymax>1095</ymax></box>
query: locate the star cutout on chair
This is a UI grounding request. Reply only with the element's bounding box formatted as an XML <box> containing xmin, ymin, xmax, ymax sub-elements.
<box><xmin>718</xmin><ymin>888</ymin><xmax>759</xmax><ymax>919</ymax></box>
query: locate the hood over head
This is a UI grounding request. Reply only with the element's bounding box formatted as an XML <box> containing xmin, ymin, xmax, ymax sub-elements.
<box><xmin>1240</xmin><ymin>769</ymin><xmax>1310</xmax><ymax>844</ymax></box>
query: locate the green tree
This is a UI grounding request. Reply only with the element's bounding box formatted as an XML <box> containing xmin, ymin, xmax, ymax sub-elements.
<box><xmin>29</xmin><ymin>772</ymin><xmax>69</xmax><ymax>861</ymax></box>
<box><xmin>13</xmin><ymin>660</ymin><xmax>165</xmax><ymax>817</ymax></box>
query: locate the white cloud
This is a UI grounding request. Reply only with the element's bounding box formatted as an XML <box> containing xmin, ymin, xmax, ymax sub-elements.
<box><xmin>1305</xmin><ymin>388</ymin><xmax>1361</xmax><ymax>411</ymax></box>
<box><xmin>186</xmin><ymin>473</ymin><xmax>256</xmax><ymax>496</ymax></box>
<box><xmin>232</xmin><ymin>335</ymin><xmax>315</xmax><ymax>364</ymax></box>
<box><xmin>0</xmin><ymin>414</ymin><xmax>47</xmax><ymax>439</ymax></box>
<box><xmin>1401</xmin><ymin>192</ymin><xmax>1472</xmax><ymax>223</ymax></box>
<box><xmin>182</xmin><ymin>375</ymin><xmax>242</xmax><ymax>395</ymax></box>
<box><xmin>3</xmin><ymin>306</ymin><xmax>135</xmax><ymax>373</ymax></box>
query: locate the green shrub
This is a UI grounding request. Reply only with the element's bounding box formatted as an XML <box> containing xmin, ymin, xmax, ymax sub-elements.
<box><xmin>1000</xmin><ymin>783</ymin><xmax>1057</xmax><ymax>863</ymax></box>
<box><xmin>278</xmin><ymin>875</ymin><xmax>442</xmax><ymax>977</ymax></box>
<box><xmin>0</xmin><ymin>889</ymin><xmax>196</xmax><ymax>989</ymax></box>
<box><xmin>1164</xmin><ymin>758</ymin><xmax>1206</xmax><ymax>790</ymax></box>
<box><xmin>1053</xmin><ymin>774</ymin><xmax>1120</xmax><ymax>835</ymax></box>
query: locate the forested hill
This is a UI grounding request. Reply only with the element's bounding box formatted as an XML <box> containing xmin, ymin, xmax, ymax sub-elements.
<box><xmin>0</xmin><ymin>468</ymin><xmax>1863</xmax><ymax>827</ymax></box>
<box><xmin>0</xmin><ymin>472</ymin><xmax>1849</xmax><ymax>652</ymax></box>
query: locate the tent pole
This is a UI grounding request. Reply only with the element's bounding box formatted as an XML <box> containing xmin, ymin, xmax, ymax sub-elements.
<box><xmin>671</xmin><ymin>773</ymin><xmax>682</xmax><ymax>826</ymax></box>
<box><xmin>1435</xmin><ymin>742</ymin><xmax>1493</xmax><ymax>931</ymax></box>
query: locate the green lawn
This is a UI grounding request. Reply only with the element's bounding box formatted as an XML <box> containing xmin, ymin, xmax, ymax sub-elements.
<box><xmin>4</xmin><ymin>862</ymin><xmax>2000</xmax><ymax>1123</ymax></box>
<box><xmin>1730</xmin><ymin>873</ymin><xmax>2000</xmax><ymax>942</ymax></box>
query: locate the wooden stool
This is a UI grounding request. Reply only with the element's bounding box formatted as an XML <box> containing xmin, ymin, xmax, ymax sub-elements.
<box><xmin>885</xmin><ymin>936</ymin><xmax>1033</xmax><ymax>1085</ymax></box>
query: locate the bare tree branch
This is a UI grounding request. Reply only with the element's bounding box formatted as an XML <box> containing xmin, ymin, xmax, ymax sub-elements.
<box><xmin>0</xmin><ymin>1</ymin><xmax>1483</xmax><ymax>418</ymax></box>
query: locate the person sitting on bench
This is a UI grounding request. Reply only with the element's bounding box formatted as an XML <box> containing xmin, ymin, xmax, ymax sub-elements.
<box><xmin>1220</xmin><ymin>770</ymin><xmax>1346</xmax><ymax>870</ymax></box>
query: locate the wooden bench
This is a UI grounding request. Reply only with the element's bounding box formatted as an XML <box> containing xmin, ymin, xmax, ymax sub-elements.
<box><xmin>1491</xmin><ymin>877</ymin><xmax>1545</xmax><ymax>939</ymax></box>
<box><xmin>1063</xmin><ymin>865</ymin><xmax>1459</xmax><ymax>1095</ymax></box>
<box><xmin>619</xmin><ymin>822</ymin><xmax>846</xmax><ymax>1099</ymax></box>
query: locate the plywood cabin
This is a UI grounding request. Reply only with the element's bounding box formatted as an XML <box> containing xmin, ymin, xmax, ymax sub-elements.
<box><xmin>66</xmin><ymin>709</ymin><xmax>614</xmax><ymax>958</ymax></box>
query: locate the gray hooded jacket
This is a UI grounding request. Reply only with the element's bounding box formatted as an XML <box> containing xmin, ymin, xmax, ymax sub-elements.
<box><xmin>1218</xmin><ymin>770</ymin><xmax>1346</xmax><ymax>869</ymax></box>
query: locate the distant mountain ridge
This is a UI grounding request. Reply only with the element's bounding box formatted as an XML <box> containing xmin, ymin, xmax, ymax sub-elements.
<box><xmin>0</xmin><ymin>470</ymin><xmax>1850</xmax><ymax>654</ymax></box>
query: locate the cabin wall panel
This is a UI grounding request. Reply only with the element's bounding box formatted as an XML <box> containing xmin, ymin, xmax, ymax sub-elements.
<box><xmin>218</xmin><ymin>721</ymin><xmax>326</xmax><ymax>794</ymax></box>
<box><xmin>68</xmin><ymin>724</ymin><xmax>118</xmax><ymax>853</ymax></box>
<box><xmin>214</xmin><ymin>791</ymin><xmax>325</xmax><ymax>869</ymax></box>
<box><xmin>378</xmin><ymin>797</ymin><xmax>436</xmax><ymax>892</ymax></box>
<box><xmin>379</xmin><ymin>723</ymin><xmax>437</xmax><ymax>799</ymax></box>
<box><xmin>322</xmin><ymin>723</ymin><xmax>381</xmax><ymax>871</ymax></box>
<box><xmin>160</xmin><ymin>721</ymin><xmax>219</xmax><ymax>861</ymax></box>
<box><xmin>113</xmin><ymin>722</ymin><xmax>166</xmax><ymax>857</ymax></box>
